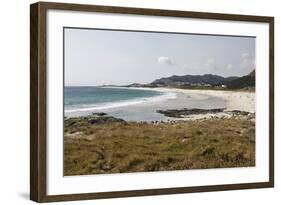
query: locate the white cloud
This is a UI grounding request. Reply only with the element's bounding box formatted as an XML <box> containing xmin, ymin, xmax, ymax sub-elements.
<box><xmin>157</xmin><ymin>56</ymin><xmax>176</xmax><ymax>66</ymax></box>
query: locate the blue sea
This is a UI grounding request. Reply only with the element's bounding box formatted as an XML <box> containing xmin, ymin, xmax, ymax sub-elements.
<box><xmin>65</xmin><ymin>86</ymin><xmax>170</xmax><ymax>113</ymax></box>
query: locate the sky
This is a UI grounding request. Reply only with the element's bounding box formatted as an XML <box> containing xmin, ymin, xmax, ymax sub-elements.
<box><xmin>64</xmin><ymin>28</ymin><xmax>255</xmax><ymax>86</ymax></box>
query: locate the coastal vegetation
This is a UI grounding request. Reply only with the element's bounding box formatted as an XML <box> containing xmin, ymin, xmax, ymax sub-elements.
<box><xmin>64</xmin><ymin>112</ymin><xmax>255</xmax><ymax>176</ymax></box>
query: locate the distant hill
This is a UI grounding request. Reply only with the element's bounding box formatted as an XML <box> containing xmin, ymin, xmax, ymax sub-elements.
<box><xmin>225</xmin><ymin>70</ymin><xmax>255</xmax><ymax>89</ymax></box>
<box><xmin>151</xmin><ymin>74</ymin><xmax>227</xmax><ymax>87</ymax></box>
<box><xmin>126</xmin><ymin>69</ymin><xmax>255</xmax><ymax>90</ymax></box>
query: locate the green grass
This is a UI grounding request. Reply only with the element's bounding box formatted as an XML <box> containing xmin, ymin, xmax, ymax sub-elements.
<box><xmin>64</xmin><ymin>117</ymin><xmax>255</xmax><ymax>176</ymax></box>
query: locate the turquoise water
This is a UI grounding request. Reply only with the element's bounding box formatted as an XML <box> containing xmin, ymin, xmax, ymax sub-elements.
<box><xmin>64</xmin><ymin>86</ymin><xmax>165</xmax><ymax>113</ymax></box>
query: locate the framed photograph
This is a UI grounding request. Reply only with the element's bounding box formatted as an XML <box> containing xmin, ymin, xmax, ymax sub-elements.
<box><xmin>30</xmin><ymin>1</ymin><xmax>274</xmax><ymax>202</ymax></box>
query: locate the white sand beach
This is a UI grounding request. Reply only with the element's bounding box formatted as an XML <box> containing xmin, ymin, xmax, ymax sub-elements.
<box><xmin>152</xmin><ymin>88</ymin><xmax>255</xmax><ymax>113</ymax></box>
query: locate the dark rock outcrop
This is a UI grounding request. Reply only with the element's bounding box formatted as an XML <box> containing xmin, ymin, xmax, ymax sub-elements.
<box><xmin>157</xmin><ymin>108</ymin><xmax>226</xmax><ymax>118</ymax></box>
<box><xmin>87</xmin><ymin>116</ymin><xmax>125</xmax><ymax>125</ymax></box>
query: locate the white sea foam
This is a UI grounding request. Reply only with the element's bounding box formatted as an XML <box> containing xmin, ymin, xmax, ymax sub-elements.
<box><xmin>65</xmin><ymin>91</ymin><xmax>177</xmax><ymax>113</ymax></box>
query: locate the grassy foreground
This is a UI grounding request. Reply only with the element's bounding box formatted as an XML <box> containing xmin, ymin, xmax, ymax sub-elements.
<box><xmin>64</xmin><ymin>116</ymin><xmax>255</xmax><ymax>176</ymax></box>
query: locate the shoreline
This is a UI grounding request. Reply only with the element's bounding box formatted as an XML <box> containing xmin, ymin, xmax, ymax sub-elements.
<box><xmin>65</xmin><ymin>86</ymin><xmax>255</xmax><ymax>121</ymax></box>
<box><xmin>65</xmin><ymin>87</ymin><xmax>177</xmax><ymax>114</ymax></box>
<box><xmin>120</xmin><ymin>87</ymin><xmax>255</xmax><ymax>121</ymax></box>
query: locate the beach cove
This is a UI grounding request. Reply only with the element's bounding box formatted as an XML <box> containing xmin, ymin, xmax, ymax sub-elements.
<box><xmin>65</xmin><ymin>87</ymin><xmax>255</xmax><ymax>122</ymax></box>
